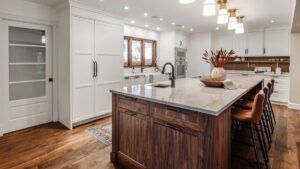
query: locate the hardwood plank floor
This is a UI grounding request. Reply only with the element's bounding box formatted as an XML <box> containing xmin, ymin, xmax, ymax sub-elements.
<box><xmin>0</xmin><ymin>104</ymin><xmax>299</xmax><ymax>169</ymax></box>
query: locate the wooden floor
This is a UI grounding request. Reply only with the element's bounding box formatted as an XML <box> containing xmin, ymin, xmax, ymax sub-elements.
<box><xmin>0</xmin><ymin>104</ymin><xmax>299</xmax><ymax>169</ymax></box>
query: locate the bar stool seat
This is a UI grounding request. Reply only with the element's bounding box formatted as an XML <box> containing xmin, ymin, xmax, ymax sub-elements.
<box><xmin>232</xmin><ymin>108</ymin><xmax>254</xmax><ymax>122</ymax></box>
<box><xmin>234</xmin><ymin>100</ymin><xmax>252</xmax><ymax>109</ymax></box>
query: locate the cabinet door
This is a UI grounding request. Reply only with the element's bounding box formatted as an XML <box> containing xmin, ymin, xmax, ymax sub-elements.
<box><xmin>118</xmin><ymin>108</ymin><xmax>148</xmax><ymax>168</ymax></box>
<box><xmin>151</xmin><ymin>121</ymin><xmax>202</xmax><ymax>169</ymax></box>
<box><xmin>94</xmin><ymin>21</ymin><xmax>123</xmax><ymax>116</ymax></box>
<box><xmin>264</xmin><ymin>29</ymin><xmax>289</xmax><ymax>56</ymax></box>
<box><xmin>232</xmin><ymin>34</ymin><xmax>247</xmax><ymax>56</ymax></box>
<box><xmin>246</xmin><ymin>32</ymin><xmax>264</xmax><ymax>56</ymax></box>
<box><xmin>72</xmin><ymin>17</ymin><xmax>95</xmax><ymax>123</ymax></box>
<box><xmin>213</xmin><ymin>34</ymin><xmax>233</xmax><ymax>51</ymax></box>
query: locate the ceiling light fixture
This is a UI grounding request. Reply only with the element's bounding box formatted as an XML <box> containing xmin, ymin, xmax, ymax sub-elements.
<box><xmin>203</xmin><ymin>0</ymin><xmax>216</xmax><ymax>16</ymax></box>
<box><xmin>144</xmin><ymin>24</ymin><xmax>149</xmax><ymax>28</ymax></box>
<box><xmin>190</xmin><ymin>28</ymin><xmax>194</xmax><ymax>32</ymax></box>
<box><xmin>235</xmin><ymin>16</ymin><xmax>245</xmax><ymax>34</ymax></box>
<box><xmin>179</xmin><ymin>0</ymin><xmax>196</xmax><ymax>4</ymax></box>
<box><xmin>270</xmin><ymin>19</ymin><xmax>275</xmax><ymax>23</ymax></box>
<box><xmin>159</xmin><ymin>18</ymin><xmax>164</xmax><ymax>21</ymax></box>
<box><xmin>171</xmin><ymin>22</ymin><xmax>176</xmax><ymax>25</ymax></box>
<box><xmin>124</xmin><ymin>6</ymin><xmax>129</xmax><ymax>10</ymax></box>
<box><xmin>216</xmin><ymin>27</ymin><xmax>220</xmax><ymax>30</ymax></box>
<box><xmin>156</xmin><ymin>27</ymin><xmax>161</xmax><ymax>31</ymax></box>
<box><xmin>228</xmin><ymin>9</ymin><xmax>238</xmax><ymax>30</ymax></box>
<box><xmin>217</xmin><ymin>0</ymin><xmax>228</xmax><ymax>24</ymax></box>
<box><xmin>130</xmin><ymin>20</ymin><xmax>135</xmax><ymax>24</ymax></box>
<box><xmin>144</xmin><ymin>12</ymin><xmax>148</xmax><ymax>17</ymax></box>
<box><xmin>182</xmin><ymin>25</ymin><xmax>185</xmax><ymax>29</ymax></box>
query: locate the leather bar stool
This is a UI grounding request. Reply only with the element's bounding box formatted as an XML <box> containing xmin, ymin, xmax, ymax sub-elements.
<box><xmin>232</xmin><ymin>91</ymin><xmax>269</xmax><ymax>169</ymax></box>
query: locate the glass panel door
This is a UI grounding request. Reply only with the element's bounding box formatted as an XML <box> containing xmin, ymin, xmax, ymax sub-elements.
<box><xmin>8</xmin><ymin>26</ymin><xmax>47</xmax><ymax>101</ymax></box>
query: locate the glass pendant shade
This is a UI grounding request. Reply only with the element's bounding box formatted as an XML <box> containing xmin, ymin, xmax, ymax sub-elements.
<box><xmin>217</xmin><ymin>8</ymin><xmax>228</xmax><ymax>24</ymax></box>
<box><xmin>228</xmin><ymin>16</ymin><xmax>237</xmax><ymax>30</ymax></box>
<box><xmin>179</xmin><ymin>0</ymin><xmax>196</xmax><ymax>4</ymax></box>
<box><xmin>235</xmin><ymin>23</ymin><xmax>244</xmax><ymax>34</ymax></box>
<box><xmin>203</xmin><ymin>0</ymin><xmax>216</xmax><ymax>16</ymax></box>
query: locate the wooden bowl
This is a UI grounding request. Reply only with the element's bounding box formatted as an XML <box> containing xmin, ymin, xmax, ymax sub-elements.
<box><xmin>200</xmin><ymin>77</ymin><xmax>225</xmax><ymax>88</ymax></box>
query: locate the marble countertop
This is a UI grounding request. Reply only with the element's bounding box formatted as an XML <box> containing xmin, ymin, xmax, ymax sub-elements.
<box><xmin>124</xmin><ymin>72</ymin><xmax>162</xmax><ymax>77</ymax></box>
<box><xmin>111</xmin><ymin>76</ymin><xmax>264</xmax><ymax>116</ymax></box>
<box><xmin>226</xmin><ymin>70</ymin><xmax>289</xmax><ymax>77</ymax></box>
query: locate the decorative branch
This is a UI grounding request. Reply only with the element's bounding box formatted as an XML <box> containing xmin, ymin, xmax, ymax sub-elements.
<box><xmin>202</xmin><ymin>48</ymin><xmax>236</xmax><ymax>67</ymax></box>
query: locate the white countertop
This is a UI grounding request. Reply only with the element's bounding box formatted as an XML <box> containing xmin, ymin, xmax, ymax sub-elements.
<box><xmin>226</xmin><ymin>70</ymin><xmax>289</xmax><ymax>77</ymax></box>
<box><xmin>124</xmin><ymin>72</ymin><xmax>162</xmax><ymax>77</ymax></box>
<box><xmin>111</xmin><ymin>76</ymin><xmax>264</xmax><ymax>116</ymax></box>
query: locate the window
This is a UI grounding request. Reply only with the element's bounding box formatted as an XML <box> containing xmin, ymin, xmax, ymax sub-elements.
<box><xmin>123</xmin><ymin>36</ymin><xmax>157</xmax><ymax>67</ymax></box>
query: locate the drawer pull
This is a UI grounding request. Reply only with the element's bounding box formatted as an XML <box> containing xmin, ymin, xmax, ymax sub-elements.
<box><xmin>164</xmin><ymin>106</ymin><xmax>180</xmax><ymax>112</ymax></box>
<box><xmin>166</xmin><ymin>123</ymin><xmax>182</xmax><ymax>132</ymax></box>
<box><xmin>125</xmin><ymin>111</ymin><xmax>137</xmax><ymax>116</ymax></box>
<box><xmin>125</xmin><ymin>96</ymin><xmax>138</xmax><ymax>101</ymax></box>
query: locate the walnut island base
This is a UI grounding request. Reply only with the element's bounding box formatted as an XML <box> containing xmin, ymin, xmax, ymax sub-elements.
<box><xmin>110</xmin><ymin>77</ymin><xmax>264</xmax><ymax>169</ymax></box>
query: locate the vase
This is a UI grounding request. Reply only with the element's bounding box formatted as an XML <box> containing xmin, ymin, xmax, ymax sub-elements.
<box><xmin>211</xmin><ymin>67</ymin><xmax>226</xmax><ymax>80</ymax></box>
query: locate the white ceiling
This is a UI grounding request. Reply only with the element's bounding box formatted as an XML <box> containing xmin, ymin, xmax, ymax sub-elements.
<box><xmin>28</xmin><ymin>0</ymin><xmax>295</xmax><ymax>33</ymax></box>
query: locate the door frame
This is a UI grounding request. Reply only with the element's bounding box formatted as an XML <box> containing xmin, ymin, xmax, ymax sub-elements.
<box><xmin>2</xmin><ymin>20</ymin><xmax>53</xmax><ymax>134</ymax></box>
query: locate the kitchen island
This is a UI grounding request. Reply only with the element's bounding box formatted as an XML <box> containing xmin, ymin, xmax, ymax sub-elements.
<box><xmin>110</xmin><ymin>76</ymin><xmax>264</xmax><ymax>169</ymax></box>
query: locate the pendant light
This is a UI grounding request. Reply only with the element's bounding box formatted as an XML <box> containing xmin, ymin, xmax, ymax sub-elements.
<box><xmin>179</xmin><ymin>0</ymin><xmax>195</xmax><ymax>4</ymax></box>
<box><xmin>203</xmin><ymin>0</ymin><xmax>216</xmax><ymax>16</ymax></box>
<box><xmin>228</xmin><ymin>9</ymin><xmax>237</xmax><ymax>30</ymax></box>
<box><xmin>217</xmin><ymin>0</ymin><xmax>228</xmax><ymax>24</ymax></box>
<box><xmin>235</xmin><ymin>16</ymin><xmax>245</xmax><ymax>34</ymax></box>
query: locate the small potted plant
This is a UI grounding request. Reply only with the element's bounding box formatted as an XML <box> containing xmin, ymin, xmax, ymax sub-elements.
<box><xmin>202</xmin><ymin>48</ymin><xmax>235</xmax><ymax>80</ymax></box>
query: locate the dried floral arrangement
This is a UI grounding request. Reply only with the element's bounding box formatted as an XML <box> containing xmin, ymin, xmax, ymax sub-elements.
<box><xmin>202</xmin><ymin>48</ymin><xmax>236</xmax><ymax>67</ymax></box>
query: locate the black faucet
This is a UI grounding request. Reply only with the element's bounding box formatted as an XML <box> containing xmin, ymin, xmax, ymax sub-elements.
<box><xmin>161</xmin><ymin>62</ymin><xmax>175</xmax><ymax>88</ymax></box>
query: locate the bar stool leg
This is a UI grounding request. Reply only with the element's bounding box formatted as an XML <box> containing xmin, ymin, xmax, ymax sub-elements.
<box><xmin>251</xmin><ymin>124</ymin><xmax>262</xmax><ymax>169</ymax></box>
<box><xmin>255</xmin><ymin>124</ymin><xmax>270</xmax><ymax>169</ymax></box>
<box><xmin>265</xmin><ymin>106</ymin><xmax>274</xmax><ymax>133</ymax></box>
<box><xmin>268</xmin><ymin>100</ymin><xmax>276</xmax><ymax>124</ymax></box>
<box><xmin>262</xmin><ymin>111</ymin><xmax>272</xmax><ymax>147</ymax></box>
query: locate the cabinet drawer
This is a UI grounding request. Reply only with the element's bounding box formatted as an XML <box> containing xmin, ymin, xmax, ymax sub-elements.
<box><xmin>150</xmin><ymin>103</ymin><xmax>208</xmax><ymax>132</ymax></box>
<box><xmin>117</xmin><ymin>95</ymin><xmax>149</xmax><ymax>115</ymax></box>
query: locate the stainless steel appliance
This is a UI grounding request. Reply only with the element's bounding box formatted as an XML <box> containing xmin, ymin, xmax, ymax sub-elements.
<box><xmin>175</xmin><ymin>48</ymin><xmax>187</xmax><ymax>78</ymax></box>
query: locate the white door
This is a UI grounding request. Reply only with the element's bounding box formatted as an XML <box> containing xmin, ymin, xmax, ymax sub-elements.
<box><xmin>72</xmin><ymin>17</ymin><xmax>95</xmax><ymax>123</ymax></box>
<box><xmin>264</xmin><ymin>29</ymin><xmax>289</xmax><ymax>56</ymax></box>
<box><xmin>3</xmin><ymin>21</ymin><xmax>52</xmax><ymax>133</ymax></box>
<box><xmin>246</xmin><ymin>32</ymin><xmax>264</xmax><ymax>56</ymax></box>
<box><xmin>232</xmin><ymin>34</ymin><xmax>247</xmax><ymax>56</ymax></box>
<box><xmin>94</xmin><ymin>21</ymin><xmax>123</xmax><ymax>116</ymax></box>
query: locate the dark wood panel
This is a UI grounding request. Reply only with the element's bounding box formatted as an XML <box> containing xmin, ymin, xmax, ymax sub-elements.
<box><xmin>116</xmin><ymin>95</ymin><xmax>149</xmax><ymax>115</ymax></box>
<box><xmin>151</xmin><ymin>103</ymin><xmax>209</xmax><ymax>132</ymax></box>
<box><xmin>118</xmin><ymin>108</ymin><xmax>148</xmax><ymax>169</ymax></box>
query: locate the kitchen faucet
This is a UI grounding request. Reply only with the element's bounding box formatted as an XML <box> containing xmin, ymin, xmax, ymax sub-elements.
<box><xmin>161</xmin><ymin>62</ymin><xmax>175</xmax><ymax>88</ymax></box>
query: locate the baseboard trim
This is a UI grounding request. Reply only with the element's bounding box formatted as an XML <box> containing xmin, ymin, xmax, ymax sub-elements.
<box><xmin>288</xmin><ymin>102</ymin><xmax>300</xmax><ymax>110</ymax></box>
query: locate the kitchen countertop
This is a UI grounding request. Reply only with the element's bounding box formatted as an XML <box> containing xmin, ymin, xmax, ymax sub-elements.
<box><xmin>110</xmin><ymin>76</ymin><xmax>264</xmax><ymax>116</ymax></box>
<box><xmin>226</xmin><ymin>70</ymin><xmax>289</xmax><ymax>77</ymax></box>
<box><xmin>124</xmin><ymin>72</ymin><xmax>162</xmax><ymax>77</ymax></box>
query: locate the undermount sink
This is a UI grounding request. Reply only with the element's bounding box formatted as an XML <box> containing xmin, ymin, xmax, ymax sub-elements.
<box><xmin>149</xmin><ymin>84</ymin><xmax>171</xmax><ymax>88</ymax></box>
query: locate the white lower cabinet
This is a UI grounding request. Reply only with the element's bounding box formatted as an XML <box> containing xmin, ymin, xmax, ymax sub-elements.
<box><xmin>264</xmin><ymin>76</ymin><xmax>290</xmax><ymax>103</ymax></box>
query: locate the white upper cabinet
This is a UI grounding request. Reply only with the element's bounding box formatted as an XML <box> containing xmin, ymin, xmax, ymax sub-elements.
<box><xmin>246</xmin><ymin>32</ymin><xmax>264</xmax><ymax>56</ymax></box>
<box><xmin>213</xmin><ymin>34</ymin><xmax>233</xmax><ymax>51</ymax></box>
<box><xmin>264</xmin><ymin>29</ymin><xmax>289</xmax><ymax>56</ymax></box>
<box><xmin>232</xmin><ymin>34</ymin><xmax>247</xmax><ymax>56</ymax></box>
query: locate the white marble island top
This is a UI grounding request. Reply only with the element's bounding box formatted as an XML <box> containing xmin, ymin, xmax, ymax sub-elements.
<box><xmin>110</xmin><ymin>76</ymin><xmax>264</xmax><ymax>116</ymax></box>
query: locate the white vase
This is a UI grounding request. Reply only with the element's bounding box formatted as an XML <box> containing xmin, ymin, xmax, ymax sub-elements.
<box><xmin>211</xmin><ymin>67</ymin><xmax>226</xmax><ymax>80</ymax></box>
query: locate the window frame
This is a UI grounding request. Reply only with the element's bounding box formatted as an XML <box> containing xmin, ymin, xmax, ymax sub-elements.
<box><xmin>124</xmin><ymin>36</ymin><xmax>157</xmax><ymax>68</ymax></box>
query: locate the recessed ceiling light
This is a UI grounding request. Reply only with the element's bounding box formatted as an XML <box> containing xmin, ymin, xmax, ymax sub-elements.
<box><xmin>99</xmin><ymin>0</ymin><xmax>104</xmax><ymax>2</ymax></box>
<box><xmin>144</xmin><ymin>12</ymin><xmax>148</xmax><ymax>17</ymax></box>
<box><xmin>179</xmin><ymin>0</ymin><xmax>196</xmax><ymax>4</ymax></box>
<box><xmin>171</xmin><ymin>22</ymin><xmax>176</xmax><ymax>25</ymax></box>
<box><xmin>190</xmin><ymin>28</ymin><xmax>194</xmax><ymax>32</ymax></box>
<box><xmin>130</xmin><ymin>20</ymin><xmax>135</xmax><ymax>24</ymax></box>
<box><xmin>159</xmin><ymin>18</ymin><xmax>164</xmax><ymax>21</ymax></box>
<box><xmin>144</xmin><ymin>24</ymin><xmax>149</xmax><ymax>28</ymax></box>
<box><xmin>216</xmin><ymin>27</ymin><xmax>220</xmax><ymax>30</ymax></box>
<box><xmin>156</xmin><ymin>27</ymin><xmax>161</xmax><ymax>31</ymax></box>
<box><xmin>124</xmin><ymin>6</ymin><xmax>129</xmax><ymax>10</ymax></box>
<box><xmin>271</xmin><ymin>19</ymin><xmax>275</xmax><ymax>23</ymax></box>
<box><xmin>182</xmin><ymin>25</ymin><xmax>185</xmax><ymax>29</ymax></box>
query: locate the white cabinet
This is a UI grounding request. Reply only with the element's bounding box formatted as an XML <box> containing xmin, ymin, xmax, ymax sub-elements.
<box><xmin>213</xmin><ymin>34</ymin><xmax>233</xmax><ymax>51</ymax></box>
<box><xmin>264</xmin><ymin>29</ymin><xmax>289</xmax><ymax>56</ymax></box>
<box><xmin>233</xmin><ymin>34</ymin><xmax>247</xmax><ymax>56</ymax></box>
<box><xmin>246</xmin><ymin>32</ymin><xmax>264</xmax><ymax>56</ymax></box>
<box><xmin>72</xmin><ymin>16</ymin><xmax>123</xmax><ymax>123</ymax></box>
<box><xmin>264</xmin><ymin>76</ymin><xmax>290</xmax><ymax>103</ymax></box>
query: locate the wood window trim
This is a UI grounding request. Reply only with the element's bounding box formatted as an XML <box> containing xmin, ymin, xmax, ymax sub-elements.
<box><xmin>124</xmin><ymin>36</ymin><xmax>157</xmax><ymax>68</ymax></box>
